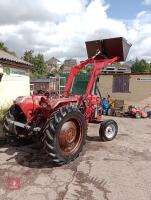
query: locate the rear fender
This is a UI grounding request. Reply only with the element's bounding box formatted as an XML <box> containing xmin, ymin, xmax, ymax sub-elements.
<box><xmin>49</xmin><ymin>97</ymin><xmax>78</xmax><ymax>111</ymax></box>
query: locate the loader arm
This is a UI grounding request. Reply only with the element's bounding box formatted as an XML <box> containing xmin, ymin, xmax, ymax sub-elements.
<box><xmin>63</xmin><ymin>56</ymin><xmax>118</xmax><ymax>97</ymax></box>
<box><xmin>85</xmin><ymin>57</ymin><xmax>118</xmax><ymax>97</ymax></box>
<box><xmin>63</xmin><ymin>49</ymin><xmax>103</xmax><ymax>97</ymax></box>
<box><xmin>63</xmin><ymin>59</ymin><xmax>91</xmax><ymax>97</ymax></box>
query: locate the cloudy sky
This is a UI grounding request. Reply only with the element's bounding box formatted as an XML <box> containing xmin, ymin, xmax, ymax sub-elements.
<box><xmin>0</xmin><ymin>0</ymin><xmax>151</xmax><ymax>61</ymax></box>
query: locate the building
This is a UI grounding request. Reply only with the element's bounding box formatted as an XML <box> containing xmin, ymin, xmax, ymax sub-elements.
<box><xmin>102</xmin><ymin>59</ymin><xmax>134</xmax><ymax>74</ymax></box>
<box><xmin>30</xmin><ymin>78</ymin><xmax>56</xmax><ymax>93</ymax></box>
<box><xmin>46</xmin><ymin>57</ymin><xmax>61</xmax><ymax>72</ymax></box>
<box><xmin>102</xmin><ymin>63</ymin><xmax>131</xmax><ymax>74</ymax></box>
<box><xmin>30</xmin><ymin>76</ymin><xmax>67</xmax><ymax>94</ymax></box>
<box><xmin>98</xmin><ymin>73</ymin><xmax>151</xmax><ymax>103</ymax></box>
<box><xmin>63</xmin><ymin>59</ymin><xmax>77</xmax><ymax>72</ymax></box>
<box><xmin>0</xmin><ymin>50</ymin><xmax>32</xmax><ymax>107</ymax></box>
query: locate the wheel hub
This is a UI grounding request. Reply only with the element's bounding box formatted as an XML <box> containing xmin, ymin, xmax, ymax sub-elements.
<box><xmin>65</xmin><ymin>127</ymin><xmax>76</xmax><ymax>144</ymax></box>
<box><xmin>59</xmin><ymin>121</ymin><xmax>77</xmax><ymax>145</ymax></box>
<box><xmin>58</xmin><ymin>120</ymin><xmax>82</xmax><ymax>155</ymax></box>
<box><xmin>105</xmin><ymin>125</ymin><xmax>115</xmax><ymax>139</ymax></box>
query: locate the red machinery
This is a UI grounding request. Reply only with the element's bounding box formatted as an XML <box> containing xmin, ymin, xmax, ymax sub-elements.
<box><xmin>127</xmin><ymin>105</ymin><xmax>148</xmax><ymax>119</ymax></box>
<box><xmin>3</xmin><ymin>37</ymin><xmax>131</xmax><ymax>165</ymax></box>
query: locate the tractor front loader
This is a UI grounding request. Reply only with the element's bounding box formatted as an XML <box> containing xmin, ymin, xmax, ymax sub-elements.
<box><xmin>3</xmin><ymin>37</ymin><xmax>131</xmax><ymax>165</ymax></box>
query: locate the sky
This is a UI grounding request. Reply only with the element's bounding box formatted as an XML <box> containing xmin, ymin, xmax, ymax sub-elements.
<box><xmin>0</xmin><ymin>0</ymin><xmax>151</xmax><ymax>62</ymax></box>
<box><xmin>107</xmin><ymin>0</ymin><xmax>151</xmax><ymax>19</ymax></box>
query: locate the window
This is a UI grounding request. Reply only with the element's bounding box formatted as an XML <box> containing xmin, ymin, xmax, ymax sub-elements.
<box><xmin>71</xmin><ymin>74</ymin><xmax>90</xmax><ymax>95</ymax></box>
<box><xmin>112</xmin><ymin>75</ymin><xmax>129</xmax><ymax>93</ymax></box>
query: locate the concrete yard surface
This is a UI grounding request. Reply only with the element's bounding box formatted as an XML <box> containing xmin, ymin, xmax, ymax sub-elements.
<box><xmin>0</xmin><ymin>116</ymin><xmax>151</xmax><ymax>200</ymax></box>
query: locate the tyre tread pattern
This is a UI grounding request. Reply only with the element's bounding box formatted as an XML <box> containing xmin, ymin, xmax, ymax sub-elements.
<box><xmin>43</xmin><ymin>104</ymin><xmax>86</xmax><ymax>165</ymax></box>
<box><xmin>99</xmin><ymin>119</ymin><xmax>118</xmax><ymax>142</ymax></box>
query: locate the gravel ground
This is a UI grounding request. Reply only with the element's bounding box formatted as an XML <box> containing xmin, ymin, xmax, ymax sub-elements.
<box><xmin>0</xmin><ymin>116</ymin><xmax>151</xmax><ymax>200</ymax></box>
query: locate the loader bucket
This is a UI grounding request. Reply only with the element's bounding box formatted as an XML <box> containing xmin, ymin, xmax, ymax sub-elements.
<box><xmin>85</xmin><ymin>37</ymin><xmax>131</xmax><ymax>62</ymax></box>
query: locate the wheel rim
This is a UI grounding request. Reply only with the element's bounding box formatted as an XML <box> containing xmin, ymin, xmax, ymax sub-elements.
<box><xmin>58</xmin><ymin>120</ymin><xmax>82</xmax><ymax>155</ymax></box>
<box><xmin>136</xmin><ymin>112</ymin><xmax>141</xmax><ymax>119</ymax></box>
<box><xmin>105</xmin><ymin>124</ymin><xmax>115</xmax><ymax>139</ymax></box>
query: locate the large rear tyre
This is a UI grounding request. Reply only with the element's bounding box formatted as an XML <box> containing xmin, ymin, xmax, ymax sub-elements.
<box><xmin>43</xmin><ymin>105</ymin><xmax>87</xmax><ymax>165</ymax></box>
<box><xmin>99</xmin><ymin>119</ymin><xmax>118</xmax><ymax>141</ymax></box>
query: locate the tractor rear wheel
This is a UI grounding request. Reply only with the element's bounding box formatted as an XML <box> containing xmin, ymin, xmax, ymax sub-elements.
<box><xmin>99</xmin><ymin>119</ymin><xmax>118</xmax><ymax>141</ymax></box>
<box><xmin>43</xmin><ymin>105</ymin><xmax>87</xmax><ymax>165</ymax></box>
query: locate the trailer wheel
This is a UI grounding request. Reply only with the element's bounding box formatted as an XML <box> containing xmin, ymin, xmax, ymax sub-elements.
<box><xmin>135</xmin><ymin>112</ymin><xmax>141</xmax><ymax>119</ymax></box>
<box><xmin>99</xmin><ymin>120</ymin><xmax>118</xmax><ymax>141</ymax></box>
<box><xmin>43</xmin><ymin>105</ymin><xmax>87</xmax><ymax>165</ymax></box>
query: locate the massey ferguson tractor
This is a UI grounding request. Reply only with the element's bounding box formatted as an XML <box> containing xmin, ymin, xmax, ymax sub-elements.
<box><xmin>3</xmin><ymin>37</ymin><xmax>131</xmax><ymax>165</ymax></box>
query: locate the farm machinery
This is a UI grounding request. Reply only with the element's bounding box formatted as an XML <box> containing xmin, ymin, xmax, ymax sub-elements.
<box><xmin>3</xmin><ymin>37</ymin><xmax>131</xmax><ymax>165</ymax></box>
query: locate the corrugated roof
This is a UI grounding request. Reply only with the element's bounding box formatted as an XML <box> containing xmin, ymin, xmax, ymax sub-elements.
<box><xmin>0</xmin><ymin>50</ymin><xmax>32</xmax><ymax>67</ymax></box>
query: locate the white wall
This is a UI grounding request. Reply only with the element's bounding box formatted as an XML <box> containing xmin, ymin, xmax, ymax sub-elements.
<box><xmin>0</xmin><ymin>66</ymin><xmax>30</xmax><ymax>108</ymax></box>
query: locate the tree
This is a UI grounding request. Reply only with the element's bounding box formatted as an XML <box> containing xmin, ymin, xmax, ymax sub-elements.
<box><xmin>22</xmin><ymin>50</ymin><xmax>47</xmax><ymax>78</ymax></box>
<box><xmin>23</xmin><ymin>50</ymin><xmax>34</xmax><ymax>63</ymax></box>
<box><xmin>0</xmin><ymin>42</ymin><xmax>16</xmax><ymax>56</ymax></box>
<box><xmin>32</xmin><ymin>54</ymin><xmax>47</xmax><ymax>78</ymax></box>
<box><xmin>0</xmin><ymin>42</ymin><xmax>8</xmax><ymax>52</ymax></box>
<box><xmin>131</xmin><ymin>58</ymin><xmax>150</xmax><ymax>73</ymax></box>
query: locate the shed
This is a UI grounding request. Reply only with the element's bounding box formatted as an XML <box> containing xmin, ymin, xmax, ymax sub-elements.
<box><xmin>0</xmin><ymin>50</ymin><xmax>32</xmax><ymax>107</ymax></box>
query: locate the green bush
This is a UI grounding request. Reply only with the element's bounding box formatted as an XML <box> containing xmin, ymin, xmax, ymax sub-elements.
<box><xmin>0</xmin><ymin>108</ymin><xmax>8</xmax><ymax>123</ymax></box>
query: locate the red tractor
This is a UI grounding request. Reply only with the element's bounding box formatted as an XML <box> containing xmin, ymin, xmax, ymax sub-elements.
<box><xmin>3</xmin><ymin>37</ymin><xmax>131</xmax><ymax>165</ymax></box>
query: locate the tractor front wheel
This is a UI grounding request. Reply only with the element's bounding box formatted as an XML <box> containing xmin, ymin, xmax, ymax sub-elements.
<box><xmin>99</xmin><ymin>120</ymin><xmax>118</xmax><ymax>141</ymax></box>
<box><xmin>3</xmin><ymin>105</ymin><xmax>30</xmax><ymax>143</ymax></box>
<box><xmin>43</xmin><ymin>105</ymin><xmax>87</xmax><ymax>165</ymax></box>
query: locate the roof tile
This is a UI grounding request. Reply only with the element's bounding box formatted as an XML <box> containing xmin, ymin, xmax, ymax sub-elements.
<box><xmin>0</xmin><ymin>50</ymin><xmax>32</xmax><ymax>67</ymax></box>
